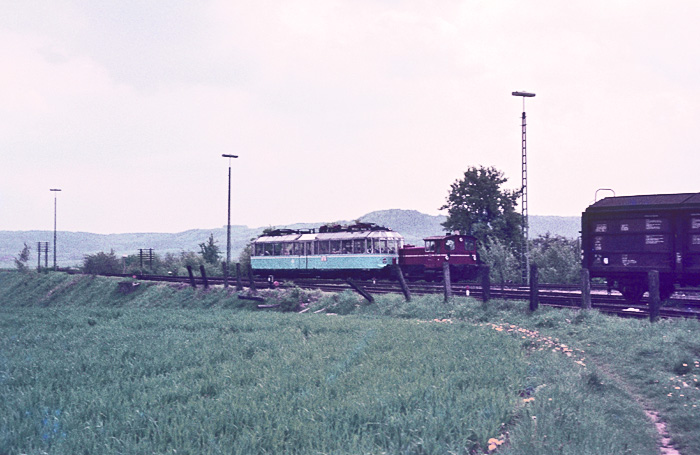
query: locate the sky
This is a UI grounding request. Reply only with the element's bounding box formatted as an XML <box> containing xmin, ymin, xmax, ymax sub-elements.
<box><xmin>2</xmin><ymin>0</ymin><xmax>700</xmax><ymax>234</ymax></box>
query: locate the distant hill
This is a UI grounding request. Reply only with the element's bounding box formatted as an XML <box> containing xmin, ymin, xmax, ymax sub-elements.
<box><xmin>0</xmin><ymin>210</ymin><xmax>580</xmax><ymax>268</ymax></box>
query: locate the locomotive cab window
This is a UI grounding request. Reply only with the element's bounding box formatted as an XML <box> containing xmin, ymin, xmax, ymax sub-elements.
<box><xmin>425</xmin><ymin>240</ymin><xmax>437</xmax><ymax>253</ymax></box>
<box><xmin>445</xmin><ymin>239</ymin><xmax>455</xmax><ymax>252</ymax></box>
<box><xmin>463</xmin><ymin>237</ymin><xmax>476</xmax><ymax>251</ymax></box>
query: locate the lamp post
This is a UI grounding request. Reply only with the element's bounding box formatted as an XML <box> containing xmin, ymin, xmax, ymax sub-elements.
<box><xmin>512</xmin><ymin>91</ymin><xmax>535</xmax><ymax>284</ymax></box>
<box><xmin>50</xmin><ymin>188</ymin><xmax>62</xmax><ymax>270</ymax></box>
<box><xmin>222</xmin><ymin>154</ymin><xmax>238</xmax><ymax>288</ymax></box>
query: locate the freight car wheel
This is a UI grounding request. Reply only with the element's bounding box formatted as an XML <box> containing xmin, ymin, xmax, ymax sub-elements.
<box><xmin>660</xmin><ymin>280</ymin><xmax>675</xmax><ymax>301</ymax></box>
<box><xmin>619</xmin><ymin>280</ymin><xmax>646</xmax><ymax>304</ymax></box>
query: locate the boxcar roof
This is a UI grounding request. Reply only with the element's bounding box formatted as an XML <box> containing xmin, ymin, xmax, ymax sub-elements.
<box><xmin>587</xmin><ymin>192</ymin><xmax>700</xmax><ymax>212</ymax></box>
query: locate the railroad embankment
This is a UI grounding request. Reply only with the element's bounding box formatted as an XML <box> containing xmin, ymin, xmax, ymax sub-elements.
<box><xmin>0</xmin><ymin>270</ymin><xmax>242</xmax><ymax>309</ymax></box>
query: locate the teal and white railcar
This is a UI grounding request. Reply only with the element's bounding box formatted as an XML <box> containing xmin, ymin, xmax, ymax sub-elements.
<box><xmin>251</xmin><ymin>223</ymin><xmax>404</xmax><ymax>278</ymax></box>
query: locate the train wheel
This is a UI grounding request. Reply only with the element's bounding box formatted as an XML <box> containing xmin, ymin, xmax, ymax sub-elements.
<box><xmin>660</xmin><ymin>279</ymin><xmax>675</xmax><ymax>301</ymax></box>
<box><xmin>619</xmin><ymin>280</ymin><xmax>645</xmax><ymax>304</ymax></box>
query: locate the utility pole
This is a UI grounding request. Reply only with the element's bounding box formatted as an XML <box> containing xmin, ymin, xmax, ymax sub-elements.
<box><xmin>512</xmin><ymin>91</ymin><xmax>535</xmax><ymax>284</ymax></box>
<box><xmin>222</xmin><ymin>154</ymin><xmax>239</xmax><ymax>288</ymax></box>
<box><xmin>50</xmin><ymin>188</ymin><xmax>62</xmax><ymax>270</ymax></box>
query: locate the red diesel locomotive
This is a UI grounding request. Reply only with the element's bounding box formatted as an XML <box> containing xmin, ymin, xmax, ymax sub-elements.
<box><xmin>399</xmin><ymin>233</ymin><xmax>481</xmax><ymax>281</ymax></box>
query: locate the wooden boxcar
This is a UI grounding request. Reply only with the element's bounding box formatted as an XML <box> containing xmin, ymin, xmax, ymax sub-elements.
<box><xmin>581</xmin><ymin>192</ymin><xmax>700</xmax><ymax>302</ymax></box>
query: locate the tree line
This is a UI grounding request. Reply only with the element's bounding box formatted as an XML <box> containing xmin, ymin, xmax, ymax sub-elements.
<box><xmin>14</xmin><ymin>165</ymin><xmax>581</xmax><ymax>284</ymax></box>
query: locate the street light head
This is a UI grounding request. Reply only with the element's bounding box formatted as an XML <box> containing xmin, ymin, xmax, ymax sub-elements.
<box><xmin>222</xmin><ymin>154</ymin><xmax>239</xmax><ymax>158</ymax></box>
<box><xmin>512</xmin><ymin>91</ymin><xmax>536</xmax><ymax>97</ymax></box>
<box><xmin>50</xmin><ymin>188</ymin><xmax>62</xmax><ymax>192</ymax></box>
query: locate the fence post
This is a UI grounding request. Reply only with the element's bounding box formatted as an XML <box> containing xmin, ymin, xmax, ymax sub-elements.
<box><xmin>581</xmin><ymin>268</ymin><xmax>592</xmax><ymax>310</ymax></box>
<box><xmin>393</xmin><ymin>265</ymin><xmax>412</xmax><ymax>302</ymax></box>
<box><xmin>347</xmin><ymin>278</ymin><xmax>374</xmax><ymax>303</ymax></box>
<box><xmin>442</xmin><ymin>261</ymin><xmax>453</xmax><ymax>302</ymax></box>
<box><xmin>221</xmin><ymin>261</ymin><xmax>228</xmax><ymax>288</ymax></box>
<box><xmin>648</xmin><ymin>270</ymin><xmax>661</xmax><ymax>323</ymax></box>
<box><xmin>247</xmin><ymin>267</ymin><xmax>257</xmax><ymax>293</ymax></box>
<box><xmin>481</xmin><ymin>266</ymin><xmax>491</xmax><ymax>303</ymax></box>
<box><xmin>529</xmin><ymin>263</ymin><xmax>539</xmax><ymax>312</ymax></box>
<box><xmin>186</xmin><ymin>265</ymin><xmax>197</xmax><ymax>289</ymax></box>
<box><xmin>235</xmin><ymin>263</ymin><xmax>243</xmax><ymax>291</ymax></box>
<box><xmin>199</xmin><ymin>265</ymin><xmax>209</xmax><ymax>289</ymax></box>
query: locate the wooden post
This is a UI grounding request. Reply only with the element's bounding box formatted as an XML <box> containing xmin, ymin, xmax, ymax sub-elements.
<box><xmin>481</xmin><ymin>266</ymin><xmax>491</xmax><ymax>303</ymax></box>
<box><xmin>199</xmin><ymin>265</ymin><xmax>209</xmax><ymax>289</ymax></box>
<box><xmin>247</xmin><ymin>267</ymin><xmax>257</xmax><ymax>293</ymax></box>
<box><xmin>648</xmin><ymin>270</ymin><xmax>661</xmax><ymax>323</ymax></box>
<box><xmin>346</xmin><ymin>278</ymin><xmax>374</xmax><ymax>303</ymax></box>
<box><xmin>221</xmin><ymin>261</ymin><xmax>227</xmax><ymax>288</ymax></box>
<box><xmin>581</xmin><ymin>268</ymin><xmax>592</xmax><ymax>310</ymax></box>
<box><xmin>235</xmin><ymin>263</ymin><xmax>243</xmax><ymax>291</ymax></box>
<box><xmin>393</xmin><ymin>265</ymin><xmax>411</xmax><ymax>302</ymax></box>
<box><xmin>442</xmin><ymin>261</ymin><xmax>452</xmax><ymax>302</ymax></box>
<box><xmin>529</xmin><ymin>263</ymin><xmax>539</xmax><ymax>312</ymax></box>
<box><xmin>186</xmin><ymin>265</ymin><xmax>197</xmax><ymax>289</ymax></box>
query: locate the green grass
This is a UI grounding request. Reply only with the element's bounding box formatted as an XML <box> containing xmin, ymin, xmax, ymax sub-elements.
<box><xmin>1</xmin><ymin>271</ymin><xmax>697</xmax><ymax>454</ymax></box>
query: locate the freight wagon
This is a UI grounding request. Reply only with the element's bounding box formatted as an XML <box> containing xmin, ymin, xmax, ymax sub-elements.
<box><xmin>581</xmin><ymin>192</ymin><xmax>700</xmax><ymax>302</ymax></box>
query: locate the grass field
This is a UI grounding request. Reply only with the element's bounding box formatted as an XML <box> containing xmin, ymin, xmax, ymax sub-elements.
<box><xmin>1</xmin><ymin>271</ymin><xmax>699</xmax><ymax>454</ymax></box>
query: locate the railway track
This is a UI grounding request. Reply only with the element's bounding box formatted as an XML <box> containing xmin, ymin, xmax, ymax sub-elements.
<box><xmin>126</xmin><ymin>273</ymin><xmax>700</xmax><ymax>320</ymax></box>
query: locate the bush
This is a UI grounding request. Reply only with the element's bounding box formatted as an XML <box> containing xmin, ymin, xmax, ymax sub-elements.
<box><xmin>82</xmin><ymin>250</ymin><xmax>122</xmax><ymax>275</ymax></box>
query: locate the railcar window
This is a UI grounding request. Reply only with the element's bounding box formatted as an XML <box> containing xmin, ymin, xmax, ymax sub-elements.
<box><xmin>331</xmin><ymin>240</ymin><xmax>342</xmax><ymax>254</ymax></box>
<box><xmin>292</xmin><ymin>243</ymin><xmax>301</xmax><ymax>256</ymax></box>
<box><xmin>318</xmin><ymin>240</ymin><xmax>329</xmax><ymax>255</ymax></box>
<box><xmin>386</xmin><ymin>240</ymin><xmax>397</xmax><ymax>254</ymax></box>
<box><xmin>353</xmin><ymin>239</ymin><xmax>365</xmax><ymax>254</ymax></box>
<box><xmin>273</xmin><ymin>243</ymin><xmax>282</xmax><ymax>256</ymax></box>
<box><xmin>263</xmin><ymin>243</ymin><xmax>274</xmax><ymax>256</ymax></box>
<box><xmin>342</xmin><ymin>240</ymin><xmax>352</xmax><ymax>254</ymax></box>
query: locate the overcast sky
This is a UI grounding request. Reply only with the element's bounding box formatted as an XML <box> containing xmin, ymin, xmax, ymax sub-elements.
<box><xmin>2</xmin><ymin>0</ymin><xmax>699</xmax><ymax>234</ymax></box>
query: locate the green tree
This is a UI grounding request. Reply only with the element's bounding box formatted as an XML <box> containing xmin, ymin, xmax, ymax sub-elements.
<box><xmin>238</xmin><ymin>243</ymin><xmax>253</xmax><ymax>275</ymax></box>
<box><xmin>82</xmin><ymin>250</ymin><xmax>122</xmax><ymax>275</ymax></box>
<box><xmin>529</xmin><ymin>234</ymin><xmax>581</xmax><ymax>284</ymax></box>
<box><xmin>440</xmin><ymin>166</ymin><xmax>523</xmax><ymax>250</ymax></box>
<box><xmin>14</xmin><ymin>242</ymin><xmax>31</xmax><ymax>273</ymax></box>
<box><xmin>199</xmin><ymin>234</ymin><xmax>221</xmax><ymax>265</ymax></box>
<box><xmin>478</xmin><ymin>237</ymin><xmax>520</xmax><ymax>289</ymax></box>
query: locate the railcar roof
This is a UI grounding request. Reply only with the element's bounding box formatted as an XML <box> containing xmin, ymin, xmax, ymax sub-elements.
<box><xmin>587</xmin><ymin>192</ymin><xmax>700</xmax><ymax>211</ymax></box>
<box><xmin>255</xmin><ymin>230</ymin><xmax>404</xmax><ymax>243</ymax></box>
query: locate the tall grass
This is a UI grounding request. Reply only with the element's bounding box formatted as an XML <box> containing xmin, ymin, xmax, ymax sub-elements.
<box><xmin>1</xmin><ymin>306</ymin><xmax>531</xmax><ymax>454</ymax></box>
<box><xmin>2</xmin><ymin>271</ymin><xmax>695</xmax><ymax>454</ymax></box>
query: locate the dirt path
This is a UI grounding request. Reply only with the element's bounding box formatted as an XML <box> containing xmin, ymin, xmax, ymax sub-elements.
<box><xmin>480</xmin><ymin>321</ymin><xmax>682</xmax><ymax>455</ymax></box>
<box><xmin>593</xmin><ymin>361</ymin><xmax>681</xmax><ymax>455</ymax></box>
